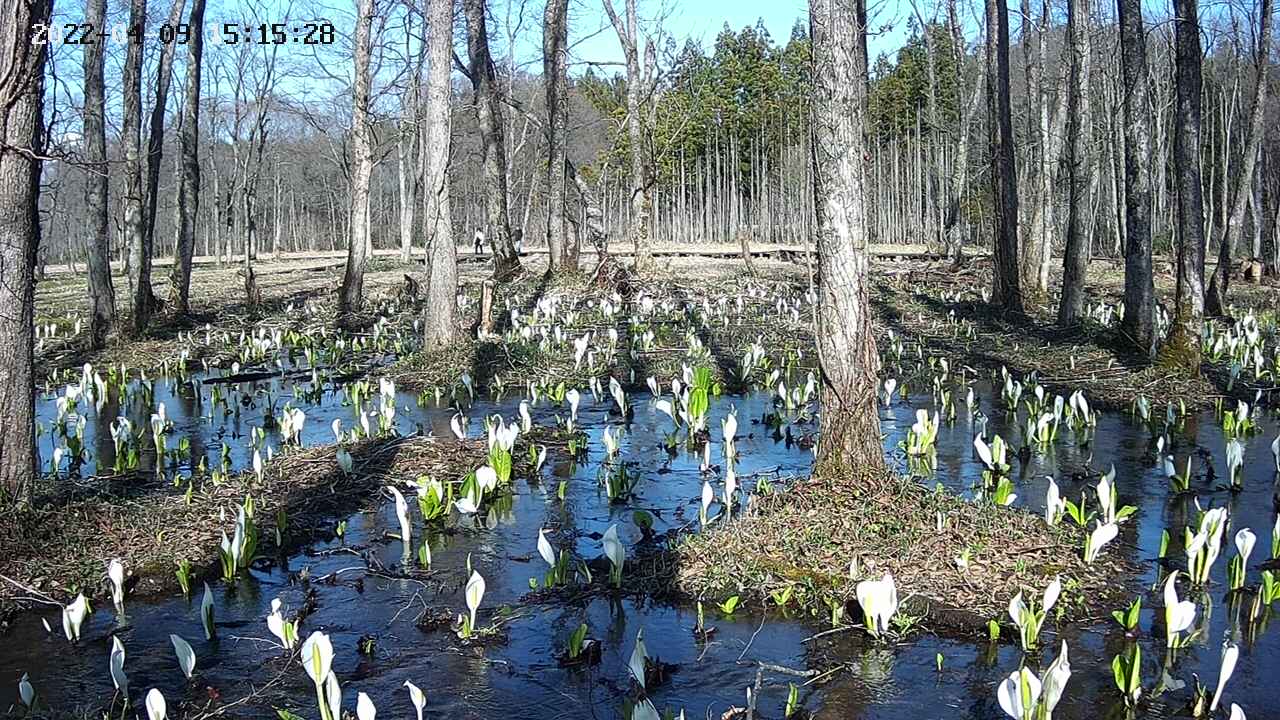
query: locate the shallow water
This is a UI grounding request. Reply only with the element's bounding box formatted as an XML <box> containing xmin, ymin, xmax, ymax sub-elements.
<box><xmin>6</xmin><ymin>367</ymin><xmax>1280</xmax><ymax>719</ymax></box>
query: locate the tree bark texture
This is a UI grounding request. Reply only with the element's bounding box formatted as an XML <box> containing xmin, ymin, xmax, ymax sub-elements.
<box><xmin>1116</xmin><ymin>0</ymin><xmax>1157</xmax><ymax>356</ymax></box>
<box><xmin>465</xmin><ymin>0</ymin><xmax>522</xmax><ymax>280</ymax></box>
<box><xmin>544</xmin><ymin>0</ymin><xmax>576</xmax><ymax>273</ymax></box>
<box><xmin>1057</xmin><ymin>0</ymin><xmax>1093</xmax><ymax>324</ymax></box>
<box><xmin>986</xmin><ymin>0</ymin><xmax>1023</xmax><ymax>312</ymax></box>
<box><xmin>169</xmin><ymin>0</ymin><xmax>205</xmax><ymax>315</ymax></box>
<box><xmin>339</xmin><ymin>0</ymin><xmax>375</xmax><ymax>317</ymax></box>
<box><xmin>422</xmin><ymin>0</ymin><xmax>458</xmax><ymax>347</ymax></box>
<box><xmin>123</xmin><ymin>0</ymin><xmax>149</xmax><ymax>334</ymax></box>
<box><xmin>83</xmin><ymin>0</ymin><xmax>116</xmax><ymax>346</ymax></box>
<box><xmin>0</xmin><ymin>0</ymin><xmax>52</xmax><ymax>502</ymax></box>
<box><xmin>809</xmin><ymin>0</ymin><xmax>886</xmax><ymax>476</ymax></box>
<box><xmin>603</xmin><ymin>0</ymin><xmax>654</xmax><ymax>272</ymax></box>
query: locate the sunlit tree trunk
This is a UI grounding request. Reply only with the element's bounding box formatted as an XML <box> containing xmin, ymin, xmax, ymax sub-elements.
<box><xmin>810</xmin><ymin>0</ymin><xmax>885</xmax><ymax>475</ymax></box>
<box><xmin>464</xmin><ymin>0</ymin><xmax>522</xmax><ymax>280</ymax></box>
<box><xmin>169</xmin><ymin>0</ymin><xmax>206</xmax><ymax>315</ymax></box>
<box><xmin>1205</xmin><ymin>0</ymin><xmax>1271</xmax><ymax>317</ymax></box>
<box><xmin>0</xmin><ymin>0</ymin><xmax>52</xmax><ymax>503</ymax></box>
<box><xmin>141</xmin><ymin>0</ymin><xmax>187</xmax><ymax>316</ymax></box>
<box><xmin>1116</xmin><ymin>0</ymin><xmax>1157</xmax><ymax>356</ymax></box>
<box><xmin>1057</xmin><ymin>0</ymin><xmax>1092</xmax><ymax>324</ymax></box>
<box><xmin>339</xmin><ymin>0</ymin><xmax>375</xmax><ymax>317</ymax></box>
<box><xmin>422</xmin><ymin>0</ymin><xmax>457</xmax><ymax>347</ymax></box>
<box><xmin>986</xmin><ymin>0</ymin><xmax>1023</xmax><ymax>312</ymax></box>
<box><xmin>123</xmin><ymin>0</ymin><xmax>148</xmax><ymax>334</ymax></box>
<box><xmin>1163</xmin><ymin>0</ymin><xmax>1207</xmax><ymax>370</ymax></box>
<box><xmin>603</xmin><ymin>0</ymin><xmax>654</xmax><ymax>272</ymax></box>
<box><xmin>83</xmin><ymin>0</ymin><xmax>116</xmax><ymax>346</ymax></box>
<box><xmin>544</xmin><ymin>0</ymin><xmax>575</xmax><ymax>273</ymax></box>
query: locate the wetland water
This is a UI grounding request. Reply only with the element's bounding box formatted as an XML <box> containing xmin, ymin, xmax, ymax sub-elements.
<box><xmin>5</xmin><ymin>367</ymin><xmax>1279</xmax><ymax>719</ymax></box>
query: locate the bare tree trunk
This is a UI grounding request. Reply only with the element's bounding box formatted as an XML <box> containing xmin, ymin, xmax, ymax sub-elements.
<box><xmin>544</xmin><ymin>0</ymin><xmax>574</xmax><ymax>274</ymax></box>
<box><xmin>464</xmin><ymin>0</ymin><xmax>522</xmax><ymax>280</ymax></box>
<box><xmin>943</xmin><ymin>0</ymin><xmax>981</xmax><ymax>266</ymax></box>
<box><xmin>1057</xmin><ymin>0</ymin><xmax>1092</xmax><ymax>324</ymax></box>
<box><xmin>1205</xmin><ymin>0</ymin><xmax>1271</xmax><ymax>316</ymax></box>
<box><xmin>1163</xmin><ymin>0</ymin><xmax>1207</xmax><ymax>370</ymax></box>
<box><xmin>986</xmin><ymin>0</ymin><xmax>1024</xmax><ymax>312</ymax></box>
<box><xmin>809</xmin><ymin>0</ymin><xmax>885</xmax><ymax>475</ymax></box>
<box><xmin>0</xmin><ymin>0</ymin><xmax>51</xmax><ymax>503</ymax></box>
<box><xmin>603</xmin><ymin>0</ymin><xmax>654</xmax><ymax>272</ymax></box>
<box><xmin>140</xmin><ymin>0</ymin><xmax>187</xmax><ymax>316</ymax></box>
<box><xmin>422</xmin><ymin>0</ymin><xmax>458</xmax><ymax>347</ymax></box>
<box><xmin>398</xmin><ymin>29</ymin><xmax>422</xmax><ymax>266</ymax></box>
<box><xmin>169</xmin><ymin>0</ymin><xmax>205</xmax><ymax>315</ymax></box>
<box><xmin>83</xmin><ymin>0</ymin><xmax>116</xmax><ymax>346</ymax></box>
<box><xmin>123</xmin><ymin>0</ymin><xmax>149</xmax><ymax>334</ymax></box>
<box><xmin>1116</xmin><ymin>0</ymin><xmax>1157</xmax><ymax>356</ymax></box>
<box><xmin>339</xmin><ymin>0</ymin><xmax>375</xmax><ymax>317</ymax></box>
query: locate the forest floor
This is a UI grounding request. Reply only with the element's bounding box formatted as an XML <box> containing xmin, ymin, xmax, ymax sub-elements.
<box><xmin>14</xmin><ymin>249</ymin><xmax>1277</xmax><ymax>628</ymax></box>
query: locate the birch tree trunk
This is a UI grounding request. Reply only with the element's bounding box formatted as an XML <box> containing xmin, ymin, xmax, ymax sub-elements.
<box><xmin>809</xmin><ymin>0</ymin><xmax>885</xmax><ymax>475</ymax></box>
<box><xmin>1205</xmin><ymin>0</ymin><xmax>1271</xmax><ymax>316</ymax></box>
<box><xmin>544</xmin><ymin>0</ymin><xmax>574</xmax><ymax>273</ymax></box>
<box><xmin>1057</xmin><ymin>0</ymin><xmax>1093</xmax><ymax>324</ymax></box>
<box><xmin>986</xmin><ymin>0</ymin><xmax>1024</xmax><ymax>313</ymax></box>
<box><xmin>84</xmin><ymin>0</ymin><xmax>117</xmax><ymax>346</ymax></box>
<box><xmin>1164</xmin><ymin>0</ymin><xmax>1207</xmax><ymax>370</ymax></box>
<box><xmin>123</xmin><ymin>0</ymin><xmax>149</xmax><ymax>334</ymax></box>
<box><xmin>169</xmin><ymin>0</ymin><xmax>206</xmax><ymax>315</ymax></box>
<box><xmin>1116</xmin><ymin>0</ymin><xmax>1157</xmax><ymax>356</ymax></box>
<box><xmin>465</xmin><ymin>0</ymin><xmax>522</xmax><ymax>280</ymax></box>
<box><xmin>0</xmin><ymin>0</ymin><xmax>52</xmax><ymax>503</ymax></box>
<box><xmin>422</xmin><ymin>0</ymin><xmax>458</xmax><ymax>347</ymax></box>
<box><xmin>339</xmin><ymin>0</ymin><xmax>375</xmax><ymax>317</ymax></box>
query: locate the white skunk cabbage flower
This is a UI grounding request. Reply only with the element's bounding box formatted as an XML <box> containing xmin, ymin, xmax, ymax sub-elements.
<box><xmin>301</xmin><ymin>631</ymin><xmax>335</xmax><ymax>685</ymax></box>
<box><xmin>465</xmin><ymin>570</ymin><xmax>486</xmax><ymax>632</ymax></box>
<box><xmin>855</xmin><ymin>573</ymin><xmax>899</xmax><ymax>637</ymax></box>
<box><xmin>145</xmin><ymin>688</ymin><xmax>166</xmax><ymax>720</ymax></box>
<box><xmin>108</xmin><ymin>559</ymin><xmax>126</xmax><ymax>612</ymax></box>
<box><xmin>267</xmin><ymin>598</ymin><xmax>297</xmax><ymax>650</ymax></box>
<box><xmin>1162</xmin><ymin>571</ymin><xmax>1196</xmax><ymax>646</ymax></box>
<box><xmin>1085</xmin><ymin>522</ymin><xmax>1118</xmax><ymax>563</ymax></box>
<box><xmin>63</xmin><ymin>593</ymin><xmax>90</xmax><ymax>642</ymax></box>
<box><xmin>18</xmin><ymin>674</ymin><xmax>34</xmax><ymax>708</ymax></box>
<box><xmin>404</xmin><ymin>681</ymin><xmax>426</xmax><ymax>720</ymax></box>
<box><xmin>1211</xmin><ymin>641</ymin><xmax>1239</xmax><ymax>713</ymax></box>
<box><xmin>357</xmin><ymin>692</ymin><xmax>376</xmax><ymax>720</ymax></box>
<box><xmin>389</xmin><ymin>486</ymin><xmax>411</xmax><ymax>548</ymax></box>
<box><xmin>170</xmin><ymin>634</ymin><xmax>196</xmax><ymax>678</ymax></box>
<box><xmin>109</xmin><ymin>636</ymin><xmax>128</xmax><ymax>695</ymax></box>
<box><xmin>997</xmin><ymin>667</ymin><xmax>1042</xmax><ymax>720</ymax></box>
<box><xmin>602</xmin><ymin>524</ymin><xmax>625</xmax><ymax>585</ymax></box>
<box><xmin>628</xmin><ymin>628</ymin><xmax>648</xmax><ymax>689</ymax></box>
<box><xmin>537</xmin><ymin>529</ymin><xmax>556</xmax><ymax>568</ymax></box>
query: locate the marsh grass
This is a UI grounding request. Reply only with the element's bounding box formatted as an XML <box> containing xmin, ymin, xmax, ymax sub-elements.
<box><xmin>0</xmin><ymin>435</ymin><xmax>498</xmax><ymax>619</ymax></box>
<box><xmin>675</xmin><ymin>471</ymin><xmax>1135</xmax><ymax>636</ymax></box>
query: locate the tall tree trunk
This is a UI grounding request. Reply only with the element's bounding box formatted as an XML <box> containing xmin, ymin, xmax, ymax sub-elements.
<box><xmin>422</xmin><ymin>0</ymin><xmax>458</xmax><ymax>347</ymax></box>
<box><xmin>140</xmin><ymin>0</ymin><xmax>187</xmax><ymax>316</ymax></box>
<box><xmin>986</xmin><ymin>0</ymin><xmax>1023</xmax><ymax>312</ymax></box>
<box><xmin>123</xmin><ymin>0</ymin><xmax>149</xmax><ymax>334</ymax></box>
<box><xmin>169</xmin><ymin>0</ymin><xmax>206</xmax><ymax>315</ymax></box>
<box><xmin>603</xmin><ymin>0</ymin><xmax>654</xmax><ymax>271</ymax></box>
<box><xmin>1163</xmin><ymin>0</ymin><xmax>1207</xmax><ymax>370</ymax></box>
<box><xmin>397</xmin><ymin>67</ymin><xmax>419</xmax><ymax>264</ymax></box>
<box><xmin>544</xmin><ymin>0</ymin><xmax>575</xmax><ymax>274</ymax></box>
<box><xmin>0</xmin><ymin>0</ymin><xmax>52</xmax><ymax>503</ymax></box>
<box><xmin>1116</xmin><ymin>0</ymin><xmax>1157</xmax><ymax>356</ymax></box>
<box><xmin>83</xmin><ymin>0</ymin><xmax>116</xmax><ymax>346</ymax></box>
<box><xmin>1057</xmin><ymin>0</ymin><xmax>1093</xmax><ymax>323</ymax></box>
<box><xmin>809</xmin><ymin>0</ymin><xmax>885</xmax><ymax>475</ymax></box>
<box><xmin>464</xmin><ymin>0</ymin><xmax>522</xmax><ymax>280</ymax></box>
<box><xmin>339</xmin><ymin>0</ymin><xmax>375</xmax><ymax>317</ymax></box>
<box><xmin>943</xmin><ymin>0</ymin><xmax>981</xmax><ymax>265</ymax></box>
<box><xmin>1205</xmin><ymin>0</ymin><xmax>1271</xmax><ymax>316</ymax></box>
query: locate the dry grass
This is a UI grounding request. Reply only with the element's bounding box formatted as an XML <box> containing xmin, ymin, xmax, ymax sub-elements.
<box><xmin>675</xmin><ymin>471</ymin><xmax>1135</xmax><ymax>636</ymax></box>
<box><xmin>0</xmin><ymin>435</ymin><xmax>492</xmax><ymax>620</ymax></box>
